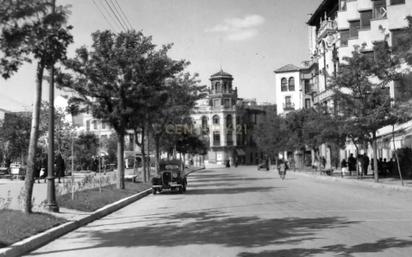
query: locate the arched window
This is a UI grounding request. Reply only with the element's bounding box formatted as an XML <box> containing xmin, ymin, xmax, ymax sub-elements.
<box><xmin>288</xmin><ymin>77</ymin><xmax>295</xmax><ymax>91</ymax></box>
<box><xmin>281</xmin><ymin>78</ymin><xmax>287</xmax><ymax>92</ymax></box>
<box><xmin>215</xmin><ymin>82</ymin><xmax>221</xmax><ymax>93</ymax></box>
<box><xmin>223</xmin><ymin>82</ymin><xmax>227</xmax><ymax>93</ymax></box>
<box><xmin>212</xmin><ymin>115</ymin><xmax>220</xmax><ymax>125</ymax></box>
<box><xmin>226</xmin><ymin>114</ymin><xmax>233</xmax><ymax>129</ymax></box>
<box><xmin>201</xmin><ymin>116</ymin><xmax>208</xmax><ymax>129</ymax></box>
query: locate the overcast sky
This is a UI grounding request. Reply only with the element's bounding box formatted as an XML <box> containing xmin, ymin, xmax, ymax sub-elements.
<box><xmin>0</xmin><ymin>0</ymin><xmax>323</xmax><ymax>111</ymax></box>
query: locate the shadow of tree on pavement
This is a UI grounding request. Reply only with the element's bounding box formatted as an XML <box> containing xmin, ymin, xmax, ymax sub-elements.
<box><xmin>238</xmin><ymin>237</ymin><xmax>412</xmax><ymax>257</ymax></box>
<box><xmin>184</xmin><ymin>186</ymin><xmax>278</xmax><ymax>195</ymax></box>
<box><xmin>29</xmin><ymin>210</ymin><xmax>358</xmax><ymax>256</ymax></box>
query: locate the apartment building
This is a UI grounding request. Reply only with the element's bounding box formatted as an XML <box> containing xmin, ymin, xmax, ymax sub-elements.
<box><xmin>307</xmin><ymin>0</ymin><xmax>412</xmax><ymax>165</ymax></box>
<box><xmin>274</xmin><ymin>63</ymin><xmax>317</xmax><ymax>116</ymax></box>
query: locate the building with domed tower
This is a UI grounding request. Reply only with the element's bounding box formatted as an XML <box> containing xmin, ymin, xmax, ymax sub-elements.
<box><xmin>191</xmin><ymin>69</ymin><xmax>277</xmax><ymax>167</ymax></box>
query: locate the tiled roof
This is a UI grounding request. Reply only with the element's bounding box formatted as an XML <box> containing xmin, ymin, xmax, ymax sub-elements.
<box><xmin>210</xmin><ymin>69</ymin><xmax>233</xmax><ymax>78</ymax></box>
<box><xmin>274</xmin><ymin>64</ymin><xmax>301</xmax><ymax>73</ymax></box>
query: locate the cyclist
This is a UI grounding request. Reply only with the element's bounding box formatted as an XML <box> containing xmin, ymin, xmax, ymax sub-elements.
<box><xmin>278</xmin><ymin>161</ymin><xmax>288</xmax><ymax>180</ymax></box>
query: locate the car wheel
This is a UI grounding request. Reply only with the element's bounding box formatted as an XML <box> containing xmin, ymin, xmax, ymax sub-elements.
<box><xmin>152</xmin><ymin>188</ymin><xmax>157</xmax><ymax>195</ymax></box>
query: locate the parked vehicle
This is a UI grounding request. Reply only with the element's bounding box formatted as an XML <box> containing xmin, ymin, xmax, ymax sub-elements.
<box><xmin>151</xmin><ymin>160</ymin><xmax>187</xmax><ymax>194</ymax></box>
<box><xmin>0</xmin><ymin>167</ymin><xmax>9</xmax><ymax>176</ymax></box>
<box><xmin>10</xmin><ymin>162</ymin><xmax>26</xmax><ymax>180</ymax></box>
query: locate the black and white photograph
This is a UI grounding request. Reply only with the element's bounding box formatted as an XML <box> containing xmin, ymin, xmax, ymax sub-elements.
<box><xmin>1</xmin><ymin>0</ymin><xmax>412</xmax><ymax>256</ymax></box>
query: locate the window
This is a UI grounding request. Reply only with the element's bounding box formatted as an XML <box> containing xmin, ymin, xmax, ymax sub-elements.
<box><xmin>340</xmin><ymin>30</ymin><xmax>349</xmax><ymax>46</ymax></box>
<box><xmin>288</xmin><ymin>77</ymin><xmax>295</xmax><ymax>91</ymax></box>
<box><xmin>201</xmin><ymin>116</ymin><xmax>208</xmax><ymax>129</ymax></box>
<box><xmin>86</xmin><ymin>120</ymin><xmax>90</xmax><ymax>132</ymax></box>
<box><xmin>390</xmin><ymin>0</ymin><xmax>405</xmax><ymax>5</ymax></box>
<box><xmin>212</xmin><ymin>115</ymin><xmax>220</xmax><ymax>125</ymax></box>
<box><xmin>92</xmin><ymin>120</ymin><xmax>98</xmax><ymax>130</ymax></box>
<box><xmin>226</xmin><ymin>114</ymin><xmax>233</xmax><ymax>129</ymax></box>
<box><xmin>213</xmin><ymin>99</ymin><xmax>220</xmax><ymax>107</ymax></box>
<box><xmin>227</xmin><ymin>131</ymin><xmax>233</xmax><ymax>146</ymax></box>
<box><xmin>285</xmin><ymin>96</ymin><xmax>292</xmax><ymax>105</ymax></box>
<box><xmin>360</xmin><ymin>10</ymin><xmax>372</xmax><ymax>29</ymax></box>
<box><xmin>373</xmin><ymin>0</ymin><xmax>387</xmax><ymax>19</ymax></box>
<box><xmin>392</xmin><ymin>29</ymin><xmax>409</xmax><ymax>51</ymax></box>
<box><xmin>305</xmin><ymin>99</ymin><xmax>311</xmax><ymax>109</ymax></box>
<box><xmin>304</xmin><ymin>80</ymin><xmax>312</xmax><ymax>94</ymax></box>
<box><xmin>213</xmin><ymin>131</ymin><xmax>220</xmax><ymax>146</ymax></box>
<box><xmin>281</xmin><ymin>78</ymin><xmax>287</xmax><ymax>91</ymax></box>
<box><xmin>102</xmin><ymin>122</ymin><xmax>106</xmax><ymax>129</ymax></box>
<box><xmin>223</xmin><ymin>98</ymin><xmax>231</xmax><ymax>108</ymax></box>
<box><xmin>349</xmin><ymin>20</ymin><xmax>360</xmax><ymax>38</ymax></box>
<box><xmin>215</xmin><ymin>82</ymin><xmax>221</xmax><ymax>93</ymax></box>
<box><xmin>339</xmin><ymin>0</ymin><xmax>347</xmax><ymax>11</ymax></box>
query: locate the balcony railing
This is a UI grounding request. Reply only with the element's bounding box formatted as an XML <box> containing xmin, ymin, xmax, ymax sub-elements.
<box><xmin>317</xmin><ymin>19</ymin><xmax>338</xmax><ymax>40</ymax></box>
<box><xmin>283</xmin><ymin>102</ymin><xmax>295</xmax><ymax>111</ymax></box>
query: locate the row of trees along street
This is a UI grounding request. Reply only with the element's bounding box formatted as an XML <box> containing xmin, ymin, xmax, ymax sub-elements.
<box><xmin>254</xmin><ymin>17</ymin><xmax>412</xmax><ymax>184</ymax></box>
<box><xmin>0</xmin><ymin>1</ymin><xmax>207</xmax><ymax>214</ymax></box>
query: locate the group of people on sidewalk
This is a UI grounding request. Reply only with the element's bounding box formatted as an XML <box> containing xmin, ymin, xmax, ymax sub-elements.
<box><xmin>34</xmin><ymin>152</ymin><xmax>66</xmax><ymax>183</ymax></box>
<box><xmin>341</xmin><ymin>153</ymin><xmax>397</xmax><ymax>177</ymax></box>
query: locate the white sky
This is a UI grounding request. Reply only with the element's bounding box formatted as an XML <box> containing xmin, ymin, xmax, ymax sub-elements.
<box><xmin>0</xmin><ymin>0</ymin><xmax>323</xmax><ymax>111</ymax></box>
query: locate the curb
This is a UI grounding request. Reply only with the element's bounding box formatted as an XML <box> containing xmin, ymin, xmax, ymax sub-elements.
<box><xmin>0</xmin><ymin>188</ymin><xmax>152</xmax><ymax>257</ymax></box>
<box><xmin>293</xmin><ymin>171</ymin><xmax>412</xmax><ymax>192</ymax></box>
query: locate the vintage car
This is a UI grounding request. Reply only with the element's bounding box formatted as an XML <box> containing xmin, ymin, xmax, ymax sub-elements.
<box><xmin>151</xmin><ymin>160</ymin><xmax>187</xmax><ymax>194</ymax></box>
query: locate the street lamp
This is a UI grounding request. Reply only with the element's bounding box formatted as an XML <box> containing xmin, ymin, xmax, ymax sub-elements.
<box><xmin>46</xmin><ymin>0</ymin><xmax>59</xmax><ymax>213</ymax></box>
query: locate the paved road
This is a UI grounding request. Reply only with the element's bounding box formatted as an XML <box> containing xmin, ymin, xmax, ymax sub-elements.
<box><xmin>27</xmin><ymin>167</ymin><xmax>412</xmax><ymax>257</ymax></box>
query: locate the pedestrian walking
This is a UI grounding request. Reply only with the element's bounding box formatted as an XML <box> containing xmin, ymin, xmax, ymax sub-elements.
<box><xmin>40</xmin><ymin>154</ymin><xmax>48</xmax><ymax>183</ymax></box>
<box><xmin>348</xmin><ymin>153</ymin><xmax>356</xmax><ymax>176</ymax></box>
<box><xmin>55</xmin><ymin>152</ymin><xmax>65</xmax><ymax>183</ymax></box>
<box><xmin>278</xmin><ymin>161</ymin><xmax>288</xmax><ymax>180</ymax></box>
<box><xmin>362</xmin><ymin>154</ymin><xmax>369</xmax><ymax>176</ymax></box>
<box><xmin>341</xmin><ymin>159</ymin><xmax>347</xmax><ymax>177</ymax></box>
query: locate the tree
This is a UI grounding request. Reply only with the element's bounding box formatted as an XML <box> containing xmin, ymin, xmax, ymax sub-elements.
<box><xmin>0</xmin><ymin>0</ymin><xmax>73</xmax><ymax>213</ymax></box>
<box><xmin>0</xmin><ymin>112</ymin><xmax>31</xmax><ymax>163</ymax></box>
<box><xmin>332</xmin><ymin>43</ymin><xmax>401</xmax><ymax>182</ymax></box>
<box><xmin>74</xmin><ymin>133</ymin><xmax>98</xmax><ymax>171</ymax></box>
<box><xmin>60</xmin><ymin>30</ymin><xmax>185</xmax><ymax>189</ymax></box>
<box><xmin>148</xmin><ymin>73</ymin><xmax>207</xmax><ymax>172</ymax></box>
<box><xmin>253</xmin><ymin>114</ymin><xmax>287</xmax><ymax>160</ymax></box>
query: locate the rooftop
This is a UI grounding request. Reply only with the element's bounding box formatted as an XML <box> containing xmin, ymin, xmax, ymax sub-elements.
<box><xmin>210</xmin><ymin>69</ymin><xmax>233</xmax><ymax>79</ymax></box>
<box><xmin>307</xmin><ymin>0</ymin><xmax>338</xmax><ymax>26</ymax></box>
<box><xmin>274</xmin><ymin>64</ymin><xmax>301</xmax><ymax>73</ymax></box>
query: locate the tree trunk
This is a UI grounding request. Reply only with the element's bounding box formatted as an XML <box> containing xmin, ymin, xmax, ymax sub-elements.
<box><xmin>392</xmin><ymin>125</ymin><xmax>404</xmax><ymax>186</ymax></box>
<box><xmin>140</xmin><ymin>127</ymin><xmax>146</xmax><ymax>183</ymax></box>
<box><xmin>155</xmin><ymin>136</ymin><xmax>160</xmax><ymax>176</ymax></box>
<box><xmin>117</xmin><ymin>133</ymin><xmax>125</xmax><ymax>189</ymax></box>
<box><xmin>146</xmin><ymin>129</ymin><xmax>151</xmax><ymax>181</ymax></box>
<box><xmin>23</xmin><ymin>62</ymin><xmax>44</xmax><ymax>214</ymax></box>
<box><xmin>372</xmin><ymin>132</ymin><xmax>379</xmax><ymax>183</ymax></box>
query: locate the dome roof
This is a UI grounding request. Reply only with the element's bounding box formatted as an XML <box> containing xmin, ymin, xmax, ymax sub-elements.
<box><xmin>210</xmin><ymin>69</ymin><xmax>233</xmax><ymax>79</ymax></box>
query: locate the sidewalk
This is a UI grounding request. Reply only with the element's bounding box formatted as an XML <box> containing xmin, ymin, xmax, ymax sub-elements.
<box><xmin>291</xmin><ymin>167</ymin><xmax>412</xmax><ymax>191</ymax></box>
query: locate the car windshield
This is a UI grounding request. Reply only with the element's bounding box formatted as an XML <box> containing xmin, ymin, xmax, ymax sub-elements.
<box><xmin>164</xmin><ymin>164</ymin><xmax>179</xmax><ymax>170</ymax></box>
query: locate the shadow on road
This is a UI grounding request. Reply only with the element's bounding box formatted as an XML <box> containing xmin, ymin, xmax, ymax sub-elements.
<box><xmin>28</xmin><ymin>210</ymin><xmax>359</xmax><ymax>256</ymax></box>
<box><xmin>238</xmin><ymin>237</ymin><xmax>412</xmax><ymax>257</ymax></box>
<box><xmin>185</xmin><ymin>186</ymin><xmax>278</xmax><ymax>195</ymax></box>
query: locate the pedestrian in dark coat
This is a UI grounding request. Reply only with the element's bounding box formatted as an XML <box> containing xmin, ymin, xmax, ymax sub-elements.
<box><xmin>55</xmin><ymin>153</ymin><xmax>65</xmax><ymax>183</ymax></box>
<box><xmin>348</xmin><ymin>154</ymin><xmax>356</xmax><ymax>176</ymax></box>
<box><xmin>362</xmin><ymin>155</ymin><xmax>370</xmax><ymax>176</ymax></box>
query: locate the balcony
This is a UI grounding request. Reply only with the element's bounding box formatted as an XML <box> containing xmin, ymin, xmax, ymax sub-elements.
<box><xmin>283</xmin><ymin>102</ymin><xmax>295</xmax><ymax>111</ymax></box>
<box><xmin>317</xmin><ymin>19</ymin><xmax>338</xmax><ymax>40</ymax></box>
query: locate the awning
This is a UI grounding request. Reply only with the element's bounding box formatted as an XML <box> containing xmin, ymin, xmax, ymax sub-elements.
<box><xmin>236</xmin><ymin>149</ymin><xmax>246</xmax><ymax>156</ymax></box>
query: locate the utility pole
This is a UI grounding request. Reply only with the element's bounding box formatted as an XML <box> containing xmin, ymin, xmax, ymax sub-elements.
<box><xmin>47</xmin><ymin>0</ymin><xmax>59</xmax><ymax>212</ymax></box>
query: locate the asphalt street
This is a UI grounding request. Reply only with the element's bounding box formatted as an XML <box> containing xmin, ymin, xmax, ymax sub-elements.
<box><xmin>26</xmin><ymin>166</ymin><xmax>412</xmax><ymax>257</ymax></box>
